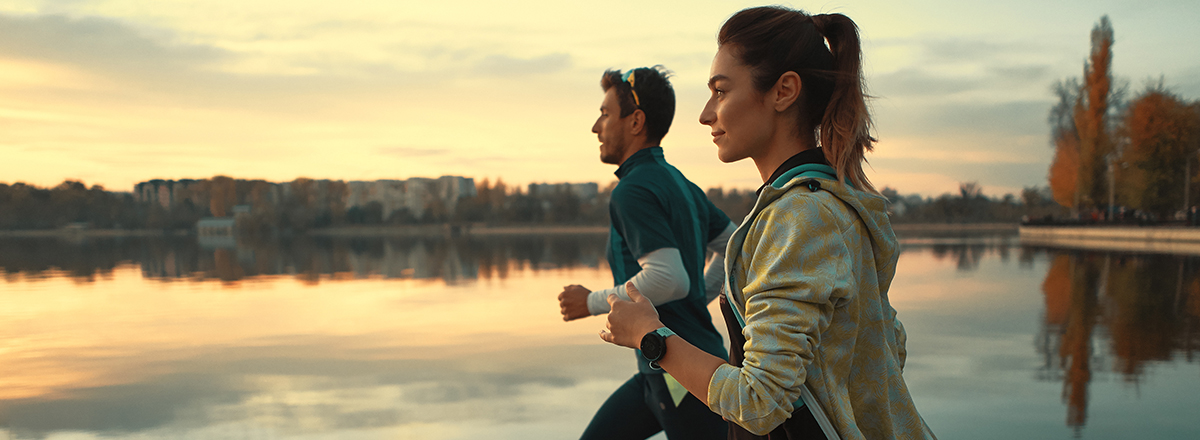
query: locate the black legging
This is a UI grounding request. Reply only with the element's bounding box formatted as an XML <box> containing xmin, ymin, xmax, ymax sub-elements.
<box><xmin>580</xmin><ymin>372</ymin><xmax>727</xmax><ymax>440</ymax></box>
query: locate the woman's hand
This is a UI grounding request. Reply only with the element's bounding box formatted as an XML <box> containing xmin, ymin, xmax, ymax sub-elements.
<box><xmin>599</xmin><ymin>282</ymin><xmax>664</xmax><ymax>349</ymax></box>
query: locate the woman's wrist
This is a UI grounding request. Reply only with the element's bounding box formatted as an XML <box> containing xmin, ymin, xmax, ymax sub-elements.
<box><xmin>639</xmin><ymin>321</ymin><xmax>666</xmax><ymax>338</ymax></box>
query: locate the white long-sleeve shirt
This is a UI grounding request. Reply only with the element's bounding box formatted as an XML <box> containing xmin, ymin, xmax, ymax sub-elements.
<box><xmin>587</xmin><ymin>222</ymin><xmax>736</xmax><ymax>314</ymax></box>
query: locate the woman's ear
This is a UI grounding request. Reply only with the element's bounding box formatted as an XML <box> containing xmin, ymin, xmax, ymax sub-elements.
<box><xmin>771</xmin><ymin>71</ymin><xmax>802</xmax><ymax>112</ymax></box>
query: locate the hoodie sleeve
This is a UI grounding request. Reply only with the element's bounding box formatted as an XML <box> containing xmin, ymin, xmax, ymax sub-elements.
<box><xmin>706</xmin><ymin>193</ymin><xmax>855</xmax><ymax>435</ymax></box>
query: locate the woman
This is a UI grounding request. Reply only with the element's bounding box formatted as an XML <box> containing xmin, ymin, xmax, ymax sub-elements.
<box><xmin>600</xmin><ymin>6</ymin><xmax>936</xmax><ymax>439</ymax></box>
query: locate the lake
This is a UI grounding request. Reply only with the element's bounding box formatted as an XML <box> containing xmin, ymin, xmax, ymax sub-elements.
<box><xmin>0</xmin><ymin>232</ymin><xmax>1197</xmax><ymax>439</ymax></box>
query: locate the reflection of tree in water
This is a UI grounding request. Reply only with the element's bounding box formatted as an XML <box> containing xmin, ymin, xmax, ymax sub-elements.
<box><xmin>0</xmin><ymin>237</ymin><xmax>169</xmax><ymax>281</ymax></box>
<box><xmin>927</xmin><ymin>243</ymin><xmax>990</xmax><ymax>271</ymax></box>
<box><xmin>0</xmin><ymin>234</ymin><xmax>608</xmax><ymax>285</ymax></box>
<box><xmin>1036</xmin><ymin>250</ymin><xmax>1200</xmax><ymax>435</ymax></box>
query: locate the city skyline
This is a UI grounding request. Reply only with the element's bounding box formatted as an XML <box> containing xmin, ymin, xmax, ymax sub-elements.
<box><xmin>2</xmin><ymin>0</ymin><xmax>1199</xmax><ymax>197</ymax></box>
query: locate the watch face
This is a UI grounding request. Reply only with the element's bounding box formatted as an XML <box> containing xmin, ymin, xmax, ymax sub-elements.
<box><xmin>640</xmin><ymin>332</ymin><xmax>665</xmax><ymax>361</ymax></box>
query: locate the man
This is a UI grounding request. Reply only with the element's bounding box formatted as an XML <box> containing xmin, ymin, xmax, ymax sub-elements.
<box><xmin>557</xmin><ymin>65</ymin><xmax>736</xmax><ymax>440</ymax></box>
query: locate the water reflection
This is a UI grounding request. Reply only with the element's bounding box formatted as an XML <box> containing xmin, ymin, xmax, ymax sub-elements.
<box><xmin>1035</xmin><ymin>250</ymin><xmax>1200</xmax><ymax>435</ymax></box>
<box><xmin>0</xmin><ymin>234</ymin><xmax>608</xmax><ymax>285</ymax></box>
<box><xmin>2</xmin><ymin>235</ymin><xmax>1199</xmax><ymax>439</ymax></box>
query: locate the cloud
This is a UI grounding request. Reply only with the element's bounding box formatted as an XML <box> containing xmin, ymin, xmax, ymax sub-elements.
<box><xmin>872</xmin><ymin>68</ymin><xmax>982</xmax><ymax>97</ymax></box>
<box><xmin>473</xmin><ymin>53</ymin><xmax>571</xmax><ymax>77</ymax></box>
<box><xmin>0</xmin><ymin>341</ymin><xmax>598</xmax><ymax>437</ymax></box>
<box><xmin>916</xmin><ymin>38</ymin><xmax>1047</xmax><ymax>64</ymax></box>
<box><xmin>0</xmin><ymin>371</ymin><xmax>243</xmax><ymax>434</ymax></box>
<box><xmin>876</xmin><ymin>99</ymin><xmax>1050</xmax><ymax>138</ymax></box>
<box><xmin>0</xmin><ymin>13</ymin><xmax>229</xmax><ymax>74</ymax></box>
<box><xmin>872</xmin><ymin>64</ymin><xmax>1056</xmax><ymax>99</ymax></box>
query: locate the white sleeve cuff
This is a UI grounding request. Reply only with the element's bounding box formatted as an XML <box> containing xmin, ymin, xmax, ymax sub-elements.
<box><xmin>587</xmin><ymin>247</ymin><xmax>689</xmax><ymax>315</ymax></box>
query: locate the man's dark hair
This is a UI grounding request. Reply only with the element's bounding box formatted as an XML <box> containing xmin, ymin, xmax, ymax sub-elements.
<box><xmin>600</xmin><ymin>65</ymin><xmax>675</xmax><ymax>144</ymax></box>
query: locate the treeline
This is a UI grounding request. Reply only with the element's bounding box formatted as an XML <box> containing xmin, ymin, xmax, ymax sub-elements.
<box><xmin>0</xmin><ymin>177</ymin><xmax>617</xmax><ymax>232</ymax></box>
<box><xmin>0</xmin><ymin>177</ymin><xmax>1063</xmax><ymax>232</ymax></box>
<box><xmin>709</xmin><ymin>182</ymin><xmax>1066</xmax><ymax>224</ymax></box>
<box><xmin>0</xmin><ymin>181</ymin><xmax>147</xmax><ymax>230</ymax></box>
<box><xmin>882</xmin><ymin>183</ymin><xmax>1066</xmax><ymax>224</ymax></box>
<box><xmin>445</xmin><ymin>178</ymin><xmax>611</xmax><ymax>225</ymax></box>
<box><xmin>1048</xmin><ymin>16</ymin><xmax>1200</xmax><ymax>221</ymax></box>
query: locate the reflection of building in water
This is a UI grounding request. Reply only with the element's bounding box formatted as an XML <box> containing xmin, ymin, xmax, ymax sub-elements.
<box><xmin>1037</xmin><ymin>251</ymin><xmax>1200</xmax><ymax>434</ymax></box>
<box><xmin>0</xmin><ymin>235</ymin><xmax>604</xmax><ymax>284</ymax></box>
<box><xmin>126</xmin><ymin>235</ymin><xmax>599</xmax><ymax>284</ymax></box>
<box><xmin>346</xmin><ymin>240</ymin><xmax>475</xmax><ymax>282</ymax></box>
<box><xmin>196</xmin><ymin>217</ymin><xmax>237</xmax><ymax>249</ymax></box>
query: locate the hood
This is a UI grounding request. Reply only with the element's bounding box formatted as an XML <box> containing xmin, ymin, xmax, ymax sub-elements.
<box><xmin>759</xmin><ymin>164</ymin><xmax>899</xmax><ymax>290</ymax></box>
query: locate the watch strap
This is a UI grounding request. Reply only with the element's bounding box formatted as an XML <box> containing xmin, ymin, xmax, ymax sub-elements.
<box><xmin>645</xmin><ymin>327</ymin><xmax>675</xmax><ymax>370</ymax></box>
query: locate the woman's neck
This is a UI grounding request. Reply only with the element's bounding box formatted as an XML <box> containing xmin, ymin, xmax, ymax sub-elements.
<box><xmin>752</xmin><ymin>129</ymin><xmax>817</xmax><ymax>183</ymax></box>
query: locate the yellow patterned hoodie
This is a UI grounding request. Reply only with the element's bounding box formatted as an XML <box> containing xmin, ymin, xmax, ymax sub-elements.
<box><xmin>707</xmin><ymin>164</ymin><xmax>935</xmax><ymax>439</ymax></box>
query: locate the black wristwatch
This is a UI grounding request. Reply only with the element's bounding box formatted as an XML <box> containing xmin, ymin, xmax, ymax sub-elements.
<box><xmin>640</xmin><ymin>327</ymin><xmax>676</xmax><ymax>370</ymax></box>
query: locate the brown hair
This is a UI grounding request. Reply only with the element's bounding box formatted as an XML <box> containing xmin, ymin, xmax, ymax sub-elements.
<box><xmin>599</xmin><ymin>66</ymin><xmax>677</xmax><ymax>145</ymax></box>
<box><xmin>718</xmin><ymin>6</ymin><xmax>876</xmax><ymax>192</ymax></box>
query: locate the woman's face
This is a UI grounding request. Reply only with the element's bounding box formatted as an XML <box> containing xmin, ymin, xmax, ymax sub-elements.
<box><xmin>699</xmin><ymin>45</ymin><xmax>777</xmax><ymax>164</ymax></box>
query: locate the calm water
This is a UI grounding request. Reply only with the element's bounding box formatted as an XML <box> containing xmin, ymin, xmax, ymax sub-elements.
<box><xmin>0</xmin><ymin>234</ymin><xmax>1197</xmax><ymax>439</ymax></box>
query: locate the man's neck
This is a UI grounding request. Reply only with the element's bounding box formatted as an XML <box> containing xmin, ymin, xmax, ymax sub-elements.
<box><xmin>616</xmin><ymin>138</ymin><xmax>656</xmax><ymax>167</ymax></box>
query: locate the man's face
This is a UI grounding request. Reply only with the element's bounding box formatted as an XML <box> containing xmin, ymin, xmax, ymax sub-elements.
<box><xmin>592</xmin><ymin>88</ymin><xmax>630</xmax><ymax>165</ymax></box>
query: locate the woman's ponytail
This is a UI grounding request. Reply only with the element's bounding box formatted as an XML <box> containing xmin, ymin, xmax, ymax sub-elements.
<box><xmin>812</xmin><ymin>13</ymin><xmax>876</xmax><ymax>193</ymax></box>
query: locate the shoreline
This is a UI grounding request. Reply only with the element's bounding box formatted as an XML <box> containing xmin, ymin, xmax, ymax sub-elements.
<box><xmin>0</xmin><ymin>223</ymin><xmax>1025</xmax><ymax>238</ymax></box>
<box><xmin>891</xmin><ymin>223</ymin><xmax>1018</xmax><ymax>233</ymax></box>
<box><xmin>40</xmin><ymin>223</ymin><xmax>1200</xmax><ymax>240</ymax></box>
<box><xmin>0</xmin><ymin>229</ymin><xmax>188</xmax><ymax>238</ymax></box>
<box><xmin>307</xmin><ymin>224</ymin><xmax>610</xmax><ymax>237</ymax></box>
<box><xmin>0</xmin><ymin>223</ymin><xmax>1020</xmax><ymax>239</ymax></box>
<box><xmin>1019</xmin><ymin>225</ymin><xmax>1200</xmax><ymax>255</ymax></box>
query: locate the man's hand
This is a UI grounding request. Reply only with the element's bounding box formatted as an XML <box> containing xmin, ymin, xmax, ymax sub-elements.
<box><xmin>599</xmin><ymin>282</ymin><xmax>663</xmax><ymax>349</ymax></box>
<box><xmin>558</xmin><ymin>284</ymin><xmax>592</xmax><ymax>321</ymax></box>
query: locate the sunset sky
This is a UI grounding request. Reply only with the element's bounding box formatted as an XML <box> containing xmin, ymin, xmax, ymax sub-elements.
<box><xmin>2</xmin><ymin>0</ymin><xmax>1198</xmax><ymax>197</ymax></box>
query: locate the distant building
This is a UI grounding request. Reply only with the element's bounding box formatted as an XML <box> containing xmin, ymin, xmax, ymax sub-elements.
<box><xmin>527</xmin><ymin>182</ymin><xmax>599</xmax><ymax>201</ymax></box>
<box><xmin>134</xmin><ymin>179</ymin><xmax>203</xmax><ymax>210</ymax></box>
<box><xmin>345</xmin><ymin>176</ymin><xmax>476</xmax><ymax>220</ymax></box>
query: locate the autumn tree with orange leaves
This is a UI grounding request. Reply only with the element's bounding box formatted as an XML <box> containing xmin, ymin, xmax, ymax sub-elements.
<box><xmin>1049</xmin><ymin>79</ymin><xmax>1082</xmax><ymax>210</ymax></box>
<box><xmin>1116</xmin><ymin>84</ymin><xmax>1200</xmax><ymax>217</ymax></box>
<box><xmin>1049</xmin><ymin>16</ymin><xmax>1117</xmax><ymax>212</ymax></box>
<box><xmin>1074</xmin><ymin>16</ymin><xmax>1115</xmax><ymax>209</ymax></box>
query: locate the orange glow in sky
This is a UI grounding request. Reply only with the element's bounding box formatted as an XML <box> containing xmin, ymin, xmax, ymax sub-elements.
<box><xmin>2</xmin><ymin>1</ymin><xmax>1198</xmax><ymax>197</ymax></box>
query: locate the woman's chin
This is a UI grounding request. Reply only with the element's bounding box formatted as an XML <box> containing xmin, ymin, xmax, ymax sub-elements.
<box><xmin>716</xmin><ymin>148</ymin><xmax>746</xmax><ymax>164</ymax></box>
